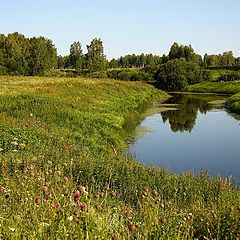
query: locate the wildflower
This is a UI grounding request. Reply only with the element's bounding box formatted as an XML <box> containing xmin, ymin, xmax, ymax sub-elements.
<box><xmin>79</xmin><ymin>186</ymin><xmax>88</xmax><ymax>195</ymax></box>
<box><xmin>74</xmin><ymin>191</ymin><xmax>80</xmax><ymax>201</ymax></box>
<box><xmin>54</xmin><ymin>203</ymin><xmax>61</xmax><ymax>209</ymax></box>
<box><xmin>0</xmin><ymin>148</ymin><xmax>3</xmax><ymax>152</ymax></box>
<box><xmin>11</xmin><ymin>141</ymin><xmax>18</xmax><ymax>146</ymax></box>
<box><xmin>44</xmin><ymin>194</ymin><xmax>51</xmax><ymax>200</ymax></box>
<box><xmin>30</xmin><ymin>113</ymin><xmax>33</xmax><ymax>117</ymax></box>
<box><xmin>67</xmin><ymin>216</ymin><xmax>73</xmax><ymax>221</ymax></box>
<box><xmin>128</xmin><ymin>223</ymin><xmax>138</xmax><ymax>231</ymax></box>
<box><xmin>8</xmin><ymin>227</ymin><xmax>16</xmax><ymax>232</ymax></box>
<box><xmin>0</xmin><ymin>186</ymin><xmax>5</xmax><ymax>193</ymax></box>
<box><xmin>111</xmin><ymin>191</ymin><xmax>117</xmax><ymax>198</ymax></box>
<box><xmin>19</xmin><ymin>143</ymin><xmax>26</xmax><ymax>150</ymax></box>
<box><xmin>77</xmin><ymin>203</ymin><xmax>85</xmax><ymax>211</ymax></box>
<box><xmin>35</xmin><ymin>195</ymin><xmax>40</xmax><ymax>204</ymax></box>
<box><xmin>13</xmin><ymin>149</ymin><xmax>18</xmax><ymax>152</ymax></box>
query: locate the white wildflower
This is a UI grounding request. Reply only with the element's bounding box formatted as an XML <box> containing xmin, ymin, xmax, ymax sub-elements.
<box><xmin>8</xmin><ymin>227</ymin><xmax>16</xmax><ymax>232</ymax></box>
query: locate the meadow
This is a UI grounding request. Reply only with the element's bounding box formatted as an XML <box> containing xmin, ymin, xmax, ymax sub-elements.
<box><xmin>0</xmin><ymin>76</ymin><xmax>239</xmax><ymax>239</ymax></box>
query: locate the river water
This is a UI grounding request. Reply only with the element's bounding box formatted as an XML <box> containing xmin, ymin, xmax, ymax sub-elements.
<box><xmin>129</xmin><ymin>94</ymin><xmax>240</xmax><ymax>182</ymax></box>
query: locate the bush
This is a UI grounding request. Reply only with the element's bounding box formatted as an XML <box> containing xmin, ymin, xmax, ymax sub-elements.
<box><xmin>217</xmin><ymin>71</ymin><xmax>240</xmax><ymax>82</ymax></box>
<box><xmin>85</xmin><ymin>68</ymin><xmax>154</xmax><ymax>81</ymax></box>
<box><xmin>0</xmin><ymin>65</ymin><xmax>8</xmax><ymax>75</ymax></box>
<box><xmin>87</xmin><ymin>71</ymin><xmax>108</xmax><ymax>78</ymax></box>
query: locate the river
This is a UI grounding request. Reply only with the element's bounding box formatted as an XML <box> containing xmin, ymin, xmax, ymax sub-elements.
<box><xmin>129</xmin><ymin>94</ymin><xmax>240</xmax><ymax>183</ymax></box>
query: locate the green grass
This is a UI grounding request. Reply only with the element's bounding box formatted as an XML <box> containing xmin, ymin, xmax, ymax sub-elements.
<box><xmin>184</xmin><ymin>80</ymin><xmax>240</xmax><ymax>94</ymax></box>
<box><xmin>0</xmin><ymin>76</ymin><xmax>239</xmax><ymax>239</ymax></box>
<box><xmin>226</xmin><ymin>93</ymin><xmax>240</xmax><ymax>113</ymax></box>
<box><xmin>185</xmin><ymin>81</ymin><xmax>240</xmax><ymax>114</ymax></box>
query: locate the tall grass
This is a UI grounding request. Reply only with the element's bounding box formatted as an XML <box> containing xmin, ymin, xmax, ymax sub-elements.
<box><xmin>0</xmin><ymin>76</ymin><xmax>239</xmax><ymax>239</ymax></box>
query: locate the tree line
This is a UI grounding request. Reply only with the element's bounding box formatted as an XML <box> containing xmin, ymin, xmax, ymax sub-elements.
<box><xmin>0</xmin><ymin>32</ymin><xmax>57</xmax><ymax>75</ymax></box>
<box><xmin>0</xmin><ymin>32</ymin><xmax>108</xmax><ymax>76</ymax></box>
<box><xmin>1</xmin><ymin>32</ymin><xmax>240</xmax><ymax>90</ymax></box>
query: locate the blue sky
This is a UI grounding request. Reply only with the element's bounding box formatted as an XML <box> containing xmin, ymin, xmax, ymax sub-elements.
<box><xmin>1</xmin><ymin>0</ymin><xmax>240</xmax><ymax>59</ymax></box>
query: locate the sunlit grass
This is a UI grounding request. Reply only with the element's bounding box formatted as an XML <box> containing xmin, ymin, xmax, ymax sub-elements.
<box><xmin>227</xmin><ymin>93</ymin><xmax>240</xmax><ymax>113</ymax></box>
<box><xmin>185</xmin><ymin>80</ymin><xmax>240</xmax><ymax>114</ymax></box>
<box><xmin>185</xmin><ymin>80</ymin><xmax>240</xmax><ymax>94</ymax></box>
<box><xmin>0</xmin><ymin>76</ymin><xmax>239</xmax><ymax>239</ymax></box>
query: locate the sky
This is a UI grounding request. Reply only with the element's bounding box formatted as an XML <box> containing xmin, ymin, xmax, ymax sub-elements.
<box><xmin>1</xmin><ymin>0</ymin><xmax>240</xmax><ymax>59</ymax></box>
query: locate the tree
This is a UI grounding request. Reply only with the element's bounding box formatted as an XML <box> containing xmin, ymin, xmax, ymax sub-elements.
<box><xmin>109</xmin><ymin>58</ymin><xmax>119</xmax><ymax>68</ymax></box>
<box><xmin>169</xmin><ymin>42</ymin><xmax>180</xmax><ymax>60</ymax></box>
<box><xmin>28</xmin><ymin>37</ymin><xmax>57</xmax><ymax>76</ymax></box>
<box><xmin>235</xmin><ymin>57</ymin><xmax>240</xmax><ymax>66</ymax></box>
<box><xmin>86</xmin><ymin>38</ymin><xmax>107</xmax><ymax>72</ymax></box>
<box><xmin>221</xmin><ymin>51</ymin><xmax>235</xmax><ymax>66</ymax></box>
<box><xmin>4</xmin><ymin>32</ymin><xmax>30</xmax><ymax>75</ymax></box>
<box><xmin>154</xmin><ymin>59</ymin><xmax>202</xmax><ymax>91</ymax></box>
<box><xmin>203</xmin><ymin>54</ymin><xmax>221</xmax><ymax>67</ymax></box>
<box><xmin>69</xmin><ymin>41</ymin><xmax>84</xmax><ymax>72</ymax></box>
<box><xmin>168</xmin><ymin>42</ymin><xmax>198</xmax><ymax>64</ymax></box>
<box><xmin>0</xmin><ymin>34</ymin><xmax>7</xmax><ymax>75</ymax></box>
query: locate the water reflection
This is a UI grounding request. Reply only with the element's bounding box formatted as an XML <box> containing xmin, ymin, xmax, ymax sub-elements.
<box><xmin>161</xmin><ymin>94</ymin><xmax>222</xmax><ymax>132</ymax></box>
<box><xmin>130</xmin><ymin>93</ymin><xmax>240</xmax><ymax>180</ymax></box>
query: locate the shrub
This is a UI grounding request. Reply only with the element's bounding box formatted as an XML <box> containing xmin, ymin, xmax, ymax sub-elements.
<box><xmin>0</xmin><ymin>65</ymin><xmax>8</xmax><ymax>75</ymax></box>
<box><xmin>217</xmin><ymin>71</ymin><xmax>240</xmax><ymax>82</ymax></box>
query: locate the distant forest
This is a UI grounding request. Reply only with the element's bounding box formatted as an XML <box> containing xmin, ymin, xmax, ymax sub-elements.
<box><xmin>1</xmin><ymin>32</ymin><xmax>240</xmax><ymax>90</ymax></box>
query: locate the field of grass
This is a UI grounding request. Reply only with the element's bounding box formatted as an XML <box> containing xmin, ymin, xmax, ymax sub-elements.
<box><xmin>0</xmin><ymin>76</ymin><xmax>240</xmax><ymax>239</ymax></box>
<box><xmin>185</xmin><ymin>81</ymin><xmax>240</xmax><ymax>114</ymax></box>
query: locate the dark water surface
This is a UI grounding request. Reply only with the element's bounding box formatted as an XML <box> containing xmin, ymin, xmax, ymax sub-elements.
<box><xmin>129</xmin><ymin>94</ymin><xmax>240</xmax><ymax>181</ymax></box>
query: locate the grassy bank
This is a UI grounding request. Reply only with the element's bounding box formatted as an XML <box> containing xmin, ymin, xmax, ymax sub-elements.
<box><xmin>226</xmin><ymin>93</ymin><xmax>240</xmax><ymax>114</ymax></box>
<box><xmin>185</xmin><ymin>80</ymin><xmax>240</xmax><ymax>113</ymax></box>
<box><xmin>0</xmin><ymin>76</ymin><xmax>239</xmax><ymax>239</ymax></box>
<box><xmin>184</xmin><ymin>80</ymin><xmax>240</xmax><ymax>94</ymax></box>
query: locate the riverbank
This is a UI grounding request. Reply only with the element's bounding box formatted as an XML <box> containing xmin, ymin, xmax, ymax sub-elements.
<box><xmin>185</xmin><ymin>80</ymin><xmax>240</xmax><ymax>113</ymax></box>
<box><xmin>0</xmin><ymin>76</ymin><xmax>239</xmax><ymax>239</ymax></box>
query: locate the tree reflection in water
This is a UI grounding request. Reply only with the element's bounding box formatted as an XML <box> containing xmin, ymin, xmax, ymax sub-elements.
<box><xmin>161</xmin><ymin>94</ymin><xmax>217</xmax><ymax>132</ymax></box>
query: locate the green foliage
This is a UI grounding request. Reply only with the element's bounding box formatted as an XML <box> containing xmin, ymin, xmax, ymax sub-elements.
<box><xmin>87</xmin><ymin>68</ymin><xmax>154</xmax><ymax>81</ymax></box>
<box><xmin>204</xmin><ymin>51</ymin><xmax>235</xmax><ymax>68</ymax></box>
<box><xmin>226</xmin><ymin>93</ymin><xmax>240</xmax><ymax>113</ymax></box>
<box><xmin>28</xmin><ymin>37</ymin><xmax>57</xmax><ymax>76</ymax></box>
<box><xmin>69</xmin><ymin>41</ymin><xmax>84</xmax><ymax>73</ymax></box>
<box><xmin>57</xmin><ymin>55</ymin><xmax>70</xmax><ymax>69</ymax></box>
<box><xmin>0</xmin><ymin>32</ymin><xmax>57</xmax><ymax>76</ymax></box>
<box><xmin>217</xmin><ymin>71</ymin><xmax>240</xmax><ymax>82</ymax></box>
<box><xmin>3</xmin><ymin>32</ymin><xmax>30</xmax><ymax>75</ymax></box>
<box><xmin>109</xmin><ymin>53</ymin><xmax>162</xmax><ymax>69</ymax></box>
<box><xmin>86</xmin><ymin>38</ymin><xmax>107</xmax><ymax>73</ymax></box>
<box><xmin>155</xmin><ymin>59</ymin><xmax>203</xmax><ymax>91</ymax></box>
<box><xmin>168</xmin><ymin>42</ymin><xmax>202</xmax><ymax>65</ymax></box>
